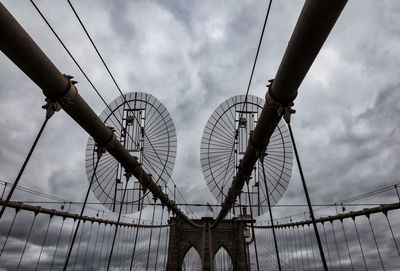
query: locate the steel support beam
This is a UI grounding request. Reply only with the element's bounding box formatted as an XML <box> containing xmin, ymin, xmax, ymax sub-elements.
<box><xmin>214</xmin><ymin>0</ymin><xmax>348</xmax><ymax>226</ymax></box>
<box><xmin>0</xmin><ymin>2</ymin><xmax>199</xmax><ymax>227</ymax></box>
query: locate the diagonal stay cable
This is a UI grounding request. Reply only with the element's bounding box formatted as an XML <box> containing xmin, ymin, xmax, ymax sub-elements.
<box><xmin>30</xmin><ymin>0</ymin><xmax>191</xmax><ymax>215</ymax></box>
<box><xmin>217</xmin><ymin>0</ymin><xmax>273</xmax><ymax>208</ymax></box>
<box><xmin>65</xmin><ymin>0</ymin><xmax>191</xmax><ymax>210</ymax></box>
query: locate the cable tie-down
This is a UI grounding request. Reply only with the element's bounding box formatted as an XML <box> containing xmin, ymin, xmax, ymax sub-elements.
<box><xmin>94</xmin><ymin>144</ymin><xmax>106</xmax><ymax>160</ymax></box>
<box><xmin>265</xmin><ymin>90</ymin><xmax>296</xmax><ymax>123</ymax></box>
<box><xmin>42</xmin><ymin>98</ymin><xmax>61</xmax><ymax>119</ymax></box>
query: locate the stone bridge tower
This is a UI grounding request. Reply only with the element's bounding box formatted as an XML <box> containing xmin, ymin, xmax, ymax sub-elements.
<box><xmin>166</xmin><ymin>216</ymin><xmax>252</xmax><ymax>270</ymax></box>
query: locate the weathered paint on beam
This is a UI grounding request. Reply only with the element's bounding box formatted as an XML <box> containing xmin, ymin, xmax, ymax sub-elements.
<box><xmin>0</xmin><ymin>2</ymin><xmax>199</xmax><ymax>227</ymax></box>
<box><xmin>214</xmin><ymin>0</ymin><xmax>348</xmax><ymax>226</ymax></box>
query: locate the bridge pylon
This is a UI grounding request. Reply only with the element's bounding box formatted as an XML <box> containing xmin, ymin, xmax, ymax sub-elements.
<box><xmin>167</xmin><ymin>216</ymin><xmax>251</xmax><ymax>270</ymax></box>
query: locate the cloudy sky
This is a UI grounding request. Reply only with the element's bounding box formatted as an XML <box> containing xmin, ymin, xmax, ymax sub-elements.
<box><xmin>1</xmin><ymin>0</ymin><xmax>400</xmax><ymax>269</ymax></box>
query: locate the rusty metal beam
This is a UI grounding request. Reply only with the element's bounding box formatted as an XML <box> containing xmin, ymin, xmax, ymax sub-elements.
<box><xmin>0</xmin><ymin>2</ymin><xmax>199</xmax><ymax>227</ymax></box>
<box><xmin>214</xmin><ymin>0</ymin><xmax>347</xmax><ymax>226</ymax></box>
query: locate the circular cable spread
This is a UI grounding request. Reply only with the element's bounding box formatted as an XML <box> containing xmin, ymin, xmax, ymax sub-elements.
<box><xmin>85</xmin><ymin>92</ymin><xmax>177</xmax><ymax>214</ymax></box>
<box><xmin>200</xmin><ymin>94</ymin><xmax>293</xmax><ymax>217</ymax></box>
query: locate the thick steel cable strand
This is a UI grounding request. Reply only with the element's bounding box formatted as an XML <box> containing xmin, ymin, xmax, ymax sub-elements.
<box><xmin>286</xmin><ymin>120</ymin><xmax>328</xmax><ymax>270</ymax></box>
<box><xmin>31</xmin><ymin>1</ymin><xmax>190</xmax><ymax>217</ymax></box>
<box><xmin>0</xmin><ymin>117</ymin><xmax>49</xmax><ymax>219</ymax></box>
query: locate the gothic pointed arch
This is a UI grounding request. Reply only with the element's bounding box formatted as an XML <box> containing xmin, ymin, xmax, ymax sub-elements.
<box><xmin>182</xmin><ymin>246</ymin><xmax>202</xmax><ymax>271</ymax></box>
<box><xmin>214</xmin><ymin>245</ymin><xmax>233</xmax><ymax>270</ymax></box>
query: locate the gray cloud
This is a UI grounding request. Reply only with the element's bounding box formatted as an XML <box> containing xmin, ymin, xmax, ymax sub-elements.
<box><xmin>1</xmin><ymin>0</ymin><xmax>400</xmax><ymax>269</ymax></box>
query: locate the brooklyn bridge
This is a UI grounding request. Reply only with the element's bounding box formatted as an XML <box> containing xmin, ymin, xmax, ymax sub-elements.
<box><xmin>0</xmin><ymin>0</ymin><xmax>399</xmax><ymax>270</ymax></box>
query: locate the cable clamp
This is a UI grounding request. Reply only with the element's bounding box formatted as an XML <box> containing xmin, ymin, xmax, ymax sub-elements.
<box><xmin>94</xmin><ymin>143</ymin><xmax>106</xmax><ymax>160</ymax></box>
<box><xmin>59</xmin><ymin>74</ymin><xmax>78</xmax><ymax>106</ymax></box>
<box><xmin>42</xmin><ymin>98</ymin><xmax>61</xmax><ymax>119</ymax></box>
<box><xmin>41</xmin><ymin>74</ymin><xmax>78</xmax><ymax>118</ymax></box>
<box><xmin>266</xmin><ymin>91</ymin><xmax>296</xmax><ymax>123</ymax></box>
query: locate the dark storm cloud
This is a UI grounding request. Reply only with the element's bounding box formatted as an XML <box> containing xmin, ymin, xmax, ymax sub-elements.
<box><xmin>1</xmin><ymin>0</ymin><xmax>400</xmax><ymax>269</ymax></box>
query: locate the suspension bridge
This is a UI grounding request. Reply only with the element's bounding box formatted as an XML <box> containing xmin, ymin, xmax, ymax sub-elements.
<box><xmin>0</xmin><ymin>0</ymin><xmax>399</xmax><ymax>270</ymax></box>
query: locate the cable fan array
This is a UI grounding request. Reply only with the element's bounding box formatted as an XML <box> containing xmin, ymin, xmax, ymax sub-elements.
<box><xmin>201</xmin><ymin>94</ymin><xmax>293</xmax><ymax>216</ymax></box>
<box><xmin>85</xmin><ymin>92</ymin><xmax>177</xmax><ymax>214</ymax></box>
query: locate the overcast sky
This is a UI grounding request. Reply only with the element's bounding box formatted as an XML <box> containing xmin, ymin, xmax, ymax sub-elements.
<box><xmin>1</xmin><ymin>0</ymin><xmax>400</xmax><ymax>269</ymax></box>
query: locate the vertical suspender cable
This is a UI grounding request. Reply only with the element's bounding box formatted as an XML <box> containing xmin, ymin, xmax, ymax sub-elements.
<box><xmin>63</xmin><ymin>154</ymin><xmax>101</xmax><ymax>270</ymax></box>
<box><xmin>1</xmin><ymin>182</ymin><xmax>7</xmax><ymax>199</ymax></box>
<box><xmin>330</xmin><ymin>221</ymin><xmax>343</xmax><ymax>271</ymax></box>
<box><xmin>340</xmin><ymin>219</ymin><xmax>354</xmax><ymax>271</ymax></box>
<box><xmin>0</xmin><ymin>209</ymin><xmax>19</xmax><ymax>258</ymax></box>
<box><xmin>145</xmin><ymin>203</ymin><xmax>156</xmax><ymax>270</ymax></box>
<box><xmin>297</xmin><ymin>226</ymin><xmax>304</xmax><ymax>270</ymax></box>
<box><xmin>321</xmin><ymin>223</ymin><xmax>332</xmax><ymax>270</ymax></box>
<box><xmin>82</xmin><ymin>221</ymin><xmax>94</xmax><ymax>269</ymax></box>
<box><xmin>154</xmin><ymin>206</ymin><xmax>165</xmax><ymax>270</ymax></box>
<box><xmin>89</xmin><ymin>222</ymin><xmax>101</xmax><ymax>269</ymax></box>
<box><xmin>104</xmin><ymin>224</ymin><xmax>113</xmax><ymax>268</ymax></box>
<box><xmin>16</xmin><ymin>213</ymin><xmax>38</xmax><ymax>270</ymax></box>
<box><xmin>50</xmin><ymin>217</ymin><xmax>66</xmax><ymax>270</ymax></box>
<box><xmin>35</xmin><ymin>214</ymin><xmax>53</xmax><ymax>271</ymax></box>
<box><xmin>97</xmin><ymin>224</ymin><xmax>108</xmax><ymax>270</ymax></box>
<box><xmin>246</xmin><ymin>182</ymin><xmax>260</xmax><ymax>271</ymax></box>
<box><xmin>302</xmin><ymin>225</ymin><xmax>311</xmax><ymax>270</ymax></box>
<box><xmin>367</xmin><ymin>215</ymin><xmax>385</xmax><ymax>270</ymax></box>
<box><xmin>294</xmin><ymin>226</ymin><xmax>301</xmax><ymax>269</ymax></box>
<box><xmin>129</xmin><ymin>173</ymin><xmax>145</xmax><ymax>270</ymax></box>
<box><xmin>163</xmin><ymin>214</ymin><xmax>170</xmax><ymax>270</ymax></box>
<box><xmin>352</xmin><ymin>218</ymin><xmax>368</xmax><ymax>270</ymax></box>
<box><xmin>106</xmin><ymin>178</ymin><xmax>129</xmax><ymax>270</ymax></box>
<box><xmin>308</xmin><ymin>224</ymin><xmax>317</xmax><ymax>271</ymax></box>
<box><xmin>72</xmin><ymin>221</ymin><xmax>86</xmax><ymax>271</ymax></box>
<box><xmin>385</xmin><ymin>212</ymin><xmax>400</xmax><ymax>257</ymax></box>
<box><xmin>260</xmin><ymin>162</ymin><xmax>281</xmax><ymax>270</ymax></box>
